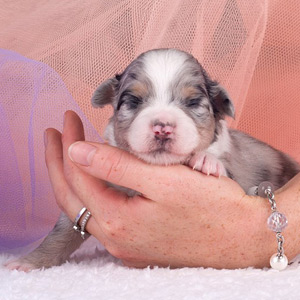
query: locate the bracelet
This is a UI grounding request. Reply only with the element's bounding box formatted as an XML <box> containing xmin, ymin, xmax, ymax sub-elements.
<box><xmin>247</xmin><ymin>181</ymin><xmax>288</xmax><ymax>271</ymax></box>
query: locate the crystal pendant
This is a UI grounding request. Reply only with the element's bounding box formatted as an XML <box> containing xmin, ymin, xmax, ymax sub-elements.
<box><xmin>267</xmin><ymin>212</ymin><xmax>288</xmax><ymax>232</ymax></box>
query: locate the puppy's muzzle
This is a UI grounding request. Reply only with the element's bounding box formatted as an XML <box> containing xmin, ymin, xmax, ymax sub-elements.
<box><xmin>153</xmin><ymin>121</ymin><xmax>175</xmax><ymax>141</ymax></box>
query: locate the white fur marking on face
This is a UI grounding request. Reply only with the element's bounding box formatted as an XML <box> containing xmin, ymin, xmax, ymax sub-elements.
<box><xmin>127</xmin><ymin>104</ymin><xmax>200</xmax><ymax>164</ymax></box>
<box><xmin>142</xmin><ymin>49</ymin><xmax>189</xmax><ymax>104</ymax></box>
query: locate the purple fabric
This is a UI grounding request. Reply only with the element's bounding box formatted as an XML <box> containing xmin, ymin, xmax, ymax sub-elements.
<box><xmin>0</xmin><ymin>49</ymin><xmax>102</xmax><ymax>251</ymax></box>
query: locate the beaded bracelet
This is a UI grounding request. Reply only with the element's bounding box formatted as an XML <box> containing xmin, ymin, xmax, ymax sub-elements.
<box><xmin>247</xmin><ymin>181</ymin><xmax>288</xmax><ymax>271</ymax></box>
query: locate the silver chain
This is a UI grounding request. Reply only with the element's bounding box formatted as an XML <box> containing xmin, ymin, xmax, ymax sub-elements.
<box><xmin>265</xmin><ymin>188</ymin><xmax>276</xmax><ymax>211</ymax></box>
<box><xmin>276</xmin><ymin>232</ymin><xmax>284</xmax><ymax>256</ymax></box>
<box><xmin>265</xmin><ymin>189</ymin><xmax>284</xmax><ymax>258</ymax></box>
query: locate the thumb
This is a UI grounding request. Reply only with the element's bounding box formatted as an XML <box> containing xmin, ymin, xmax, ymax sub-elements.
<box><xmin>68</xmin><ymin>141</ymin><xmax>178</xmax><ymax>199</ymax></box>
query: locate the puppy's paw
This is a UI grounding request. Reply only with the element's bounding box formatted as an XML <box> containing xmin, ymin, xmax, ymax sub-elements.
<box><xmin>189</xmin><ymin>151</ymin><xmax>227</xmax><ymax>177</ymax></box>
<box><xmin>5</xmin><ymin>259</ymin><xmax>38</xmax><ymax>272</ymax></box>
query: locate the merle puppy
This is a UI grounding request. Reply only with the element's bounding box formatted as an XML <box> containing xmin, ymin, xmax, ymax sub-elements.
<box><xmin>6</xmin><ymin>49</ymin><xmax>300</xmax><ymax>271</ymax></box>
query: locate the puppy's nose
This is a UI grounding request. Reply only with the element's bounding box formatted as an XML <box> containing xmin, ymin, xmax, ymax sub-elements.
<box><xmin>153</xmin><ymin>122</ymin><xmax>174</xmax><ymax>139</ymax></box>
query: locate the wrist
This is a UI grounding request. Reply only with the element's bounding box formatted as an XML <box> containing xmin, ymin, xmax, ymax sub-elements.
<box><xmin>234</xmin><ymin>194</ymin><xmax>274</xmax><ymax>268</ymax></box>
<box><xmin>276</xmin><ymin>175</ymin><xmax>300</xmax><ymax>263</ymax></box>
<box><xmin>247</xmin><ymin>175</ymin><xmax>300</xmax><ymax>269</ymax></box>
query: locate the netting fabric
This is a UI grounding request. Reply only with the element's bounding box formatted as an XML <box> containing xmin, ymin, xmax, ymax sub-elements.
<box><xmin>0</xmin><ymin>0</ymin><xmax>300</xmax><ymax>250</ymax></box>
<box><xmin>0</xmin><ymin>49</ymin><xmax>102</xmax><ymax>251</ymax></box>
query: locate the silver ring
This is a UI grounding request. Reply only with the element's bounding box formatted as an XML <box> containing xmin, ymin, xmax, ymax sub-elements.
<box><xmin>73</xmin><ymin>207</ymin><xmax>87</xmax><ymax>232</ymax></box>
<box><xmin>80</xmin><ymin>211</ymin><xmax>92</xmax><ymax>239</ymax></box>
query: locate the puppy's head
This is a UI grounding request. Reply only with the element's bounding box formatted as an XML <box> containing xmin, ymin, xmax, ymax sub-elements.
<box><xmin>92</xmin><ymin>49</ymin><xmax>234</xmax><ymax>165</ymax></box>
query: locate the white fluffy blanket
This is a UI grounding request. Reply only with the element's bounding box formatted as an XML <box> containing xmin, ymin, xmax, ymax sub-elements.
<box><xmin>1</xmin><ymin>237</ymin><xmax>300</xmax><ymax>300</ymax></box>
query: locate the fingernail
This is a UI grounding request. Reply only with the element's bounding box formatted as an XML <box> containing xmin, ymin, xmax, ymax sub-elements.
<box><xmin>68</xmin><ymin>142</ymin><xmax>97</xmax><ymax>166</ymax></box>
<box><xmin>44</xmin><ymin>130</ymin><xmax>48</xmax><ymax>148</ymax></box>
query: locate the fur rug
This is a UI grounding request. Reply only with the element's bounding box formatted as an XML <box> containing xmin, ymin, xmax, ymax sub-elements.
<box><xmin>1</xmin><ymin>237</ymin><xmax>300</xmax><ymax>300</ymax></box>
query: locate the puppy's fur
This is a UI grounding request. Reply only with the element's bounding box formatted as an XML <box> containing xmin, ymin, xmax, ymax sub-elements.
<box><xmin>6</xmin><ymin>49</ymin><xmax>300</xmax><ymax>271</ymax></box>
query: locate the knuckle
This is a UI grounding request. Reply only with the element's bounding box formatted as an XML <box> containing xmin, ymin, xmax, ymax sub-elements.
<box><xmin>102</xmin><ymin>218</ymin><xmax>126</xmax><ymax>239</ymax></box>
<box><xmin>101</xmin><ymin>219</ymin><xmax>133</xmax><ymax>260</ymax></box>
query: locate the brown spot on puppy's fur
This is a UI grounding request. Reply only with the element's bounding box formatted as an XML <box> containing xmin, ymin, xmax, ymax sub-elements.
<box><xmin>129</xmin><ymin>82</ymin><xmax>149</xmax><ymax>99</ymax></box>
<box><xmin>181</xmin><ymin>85</ymin><xmax>200</xmax><ymax>100</ymax></box>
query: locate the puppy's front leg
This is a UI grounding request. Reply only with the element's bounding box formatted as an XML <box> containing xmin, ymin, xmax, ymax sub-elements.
<box><xmin>5</xmin><ymin>213</ymin><xmax>84</xmax><ymax>271</ymax></box>
<box><xmin>188</xmin><ymin>151</ymin><xmax>227</xmax><ymax>178</ymax></box>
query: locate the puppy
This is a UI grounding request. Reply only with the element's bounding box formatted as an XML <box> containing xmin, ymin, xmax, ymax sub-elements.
<box><xmin>6</xmin><ymin>48</ymin><xmax>300</xmax><ymax>271</ymax></box>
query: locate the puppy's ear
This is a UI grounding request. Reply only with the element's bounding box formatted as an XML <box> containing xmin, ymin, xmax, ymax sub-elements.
<box><xmin>91</xmin><ymin>77</ymin><xmax>119</xmax><ymax>108</ymax></box>
<box><xmin>208</xmin><ymin>83</ymin><xmax>235</xmax><ymax>119</ymax></box>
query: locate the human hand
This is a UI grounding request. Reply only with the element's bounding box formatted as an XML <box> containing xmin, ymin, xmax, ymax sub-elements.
<box><xmin>45</xmin><ymin>110</ymin><xmax>300</xmax><ymax>269</ymax></box>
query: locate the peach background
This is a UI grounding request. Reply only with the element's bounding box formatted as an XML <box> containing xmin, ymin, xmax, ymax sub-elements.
<box><xmin>1</xmin><ymin>0</ymin><xmax>299</xmax><ymax>160</ymax></box>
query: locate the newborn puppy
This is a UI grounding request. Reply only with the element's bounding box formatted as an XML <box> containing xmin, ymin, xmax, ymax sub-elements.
<box><xmin>6</xmin><ymin>48</ymin><xmax>300</xmax><ymax>271</ymax></box>
<box><xmin>92</xmin><ymin>48</ymin><xmax>299</xmax><ymax>191</ymax></box>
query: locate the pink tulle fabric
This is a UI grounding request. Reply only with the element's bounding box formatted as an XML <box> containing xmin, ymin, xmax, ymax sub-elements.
<box><xmin>0</xmin><ymin>0</ymin><xmax>300</xmax><ymax>250</ymax></box>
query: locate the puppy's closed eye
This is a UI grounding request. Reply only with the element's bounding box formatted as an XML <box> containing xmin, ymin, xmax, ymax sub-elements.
<box><xmin>127</xmin><ymin>95</ymin><xmax>143</xmax><ymax>110</ymax></box>
<box><xmin>117</xmin><ymin>92</ymin><xmax>143</xmax><ymax>110</ymax></box>
<box><xmin>186</xmin><ymin>98</ymin><xmax>202</xmax><ymax>108</ymax></box>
